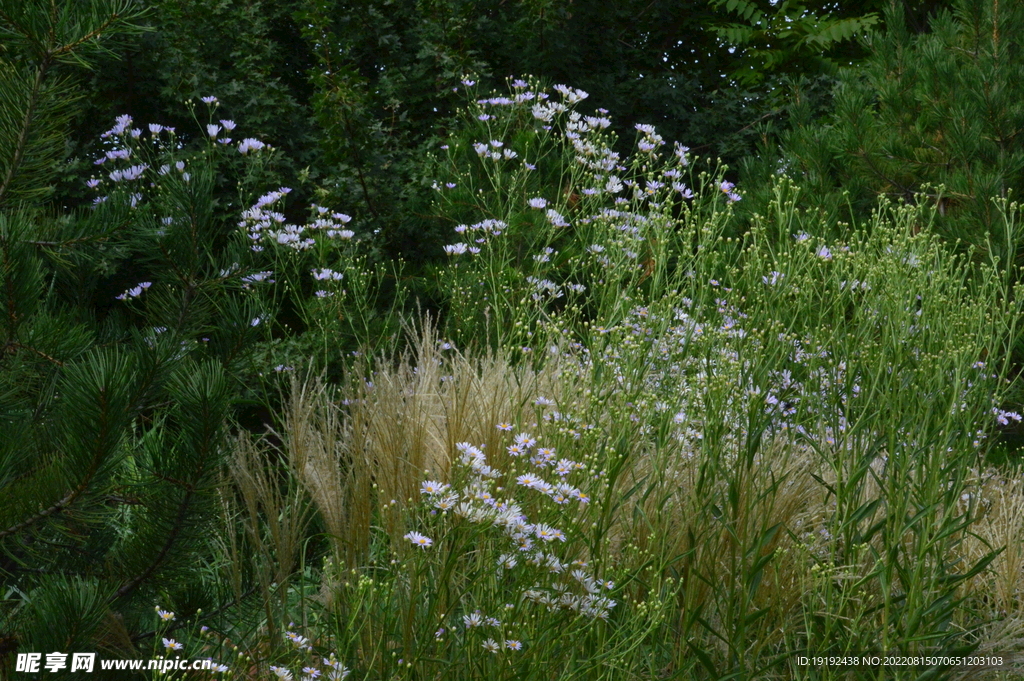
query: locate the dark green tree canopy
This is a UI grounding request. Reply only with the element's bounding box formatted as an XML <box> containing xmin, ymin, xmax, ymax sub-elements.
<box><xmin>743</xmin><ymin>0</ymin><xmax>1024</xmax><ymax>266</ymax></box>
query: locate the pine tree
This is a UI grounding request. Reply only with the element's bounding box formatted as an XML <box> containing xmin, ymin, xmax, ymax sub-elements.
<box><xmin>744</xmin><ymin>0</ymin><xmax>1024</xmax><ymax>266</ymax></box>
<box><xmin>0</xmin><ymin>1</ymin><xmax>276</xmax><ymax>670</ymax></box>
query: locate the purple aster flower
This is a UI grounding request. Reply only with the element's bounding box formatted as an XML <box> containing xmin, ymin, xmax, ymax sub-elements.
<box><xmin>122</xmin><ymin>164</ymin><xmax>148</xmax><ymax>181</ymax></box>
<box><xmin>238</xmin><ymin>138</ymin><xmax>265</xmax><ymax>154</ymax></box>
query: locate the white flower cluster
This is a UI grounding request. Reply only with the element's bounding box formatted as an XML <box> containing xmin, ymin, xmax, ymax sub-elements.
<box><xmin>241</xmin><ymin>270</ymin><xmax>274</xmax><ymax>285</ymax></box>
<box><xmin>410</xmin><ymin>433</ymin><xmax>613</xmax><ymax>623</ymax></box>
<box><xmin>526</xmin><ymin>276</ymin><xmax>563</xmax><ymax>302</ymax></box>
<box><xmin>473</xmin><ymin>139</ymin><xmax>519</xmax><ymax>161</ymax></box>
<box><xmin>634</xmin><ymin>123</ymin><xmax>664</xmax><ymax>153</ymax></box>
<box><xmin>237</xmin><ymin>138</ymin><xmax>266</xmax><ymax>154</ymax></box>
<box><xmin>269</xmin><ymin>643</ymin><xmax>351</xmax><ymax>681</ymax></box>
<box><xmin>115</xmin><ymin>281</ymin><xmax>151</xmax><ymax>301</ymax></box>
<box><xmin>88</xmin><ymin>115</ymin><xmax>167</xmax><ymax>204</ymax></box>
<box><xmin>86</xmin><ymin>112</ymin><xmax>269</xmax><ymax>211</ymax></box>
<box><xmin>992</xmin><ymin>408</ymin><xmax>1022</xmax><ymax>426</ymax></box>
<box><xmin>546</xmin><ymin>208</ymin><xmax>569</xmax><ymax>228</ymax></box>
<box><xmin>311</xmin><ymin>268</ymin><xmax>344</xmax><ymax>281</ymax></box>
<box><xmin>531</xmin><ymin>101</ymin><xmax>566</xmax><ymax>123</ymax></box>
<box><xmin>100</xmin><ymin>114</ymin><xmax>142</xmax><ymax>141</ymax></box>
<box><xmin>239</xmin><ymin>188</ymin><xmax>302</xmax><ymax>251</ymax></box>
<box><xmin>238</xmin><ymin>190</ymin><xmax>354</xmax><ymax>252</ymax></box>
<box><xmin>206</xmin><ymin>119</ymin><xmax>237</xmax><ymax>145</ymax></box>
<box><xmin>445</xmin><ymin>219</ymin><xmax>506</xmax><ymax>255</ymax></box>
<box><xmin>553</xmin><ymin>83</ymin><xmax>589</xmax><ymax>104</ymax></box>
<box><xmin>309</xmin><ymin>205</ymin><xmax>354</xmax><ymax>239</ymax></box>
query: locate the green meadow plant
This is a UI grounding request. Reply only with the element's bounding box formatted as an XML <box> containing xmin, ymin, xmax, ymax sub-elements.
<box><xmin>229</xmin><ymin>349</ymin><xmax>682</xmax><ymax>681</ymax></box>
<box><xmin>424</xmin><ymin>81</ymin><xmax>1016</xmax><ymax>674</ymax></box>
<box><xmin>695</xmin><ymin>188</ymin><xmax>1023</xmax><ymax>678</ymax></box>
<box><xmin>307</xmin><ymin>431</ymin><xmax>678</xmax><ymax>681</ymax></box>
<box><xmin>221</xmin><ymin>190</ymin><xmax>1020</xmax><ymax>677</ymax></box>
<box><xmin>431</xmin><ymin>77</ymin><xmax>742</xmax><ymax>354</ymax></box>
<box><xmin>188</xmin><ymin>80</ymin><xmax>1024</xmax><ymax>681</ymax></box>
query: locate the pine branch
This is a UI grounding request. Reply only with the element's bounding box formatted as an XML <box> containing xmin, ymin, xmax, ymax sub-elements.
<box><xmin>0</xmin><ymin>353</ymin><xmax>132</xmax><ymax>542</ymax></box>
<box><xmin>2</xmin><ymin>340</ymin><xmax>64</xmax><ymax>365</ymax></box>
<box><xmin>0</xmin><ymin>59</ymin><xmax>50</xmax><ymax>207</ymax></box>
<box><xmin>51</xmin><ymin>13</ymin><xmax>121</xmax><ymax>57</ymax></box>
<box><xmin>112</xmin><ymin>365</ymin><xmax>227</xmax><ymax>601</ymax></box>
<box><xmin>1</xmin><ymin>218</ymin><xmax>19</xmax><ymax>339</ymax></box>
<box><xmin>110</xmin><ymin>483</ymin><xmax>197</xmax><ymax>601</ymax></box>
<box><xmin>0</xmin><ymin>7</ymin><xmax>46</xmax><ymax>55</ymax></box>
<box><xmin>0</xmin><ymin>484</ymin><xmax>82</xmax><ymax>540</ymax></box>
<box><xmin>0</xmin><ymin>395</ymin><xmax>109</xmax><ymax>541</ymax></box>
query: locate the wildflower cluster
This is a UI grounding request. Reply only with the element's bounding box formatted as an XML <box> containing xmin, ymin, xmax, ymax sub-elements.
<box><xmin>433</xmin><ymin>76</ymin><xmax>746</xmax><ymax>350</ymax></box>
<box><xmin>151</xmin><ymin>606</ymin><xmax>231</xmax><ymax>674</ymax></box>
<box><xmin>115</xmin><ymin>281</ymin><xmax>151</xmax><ymax>301</ymax></box>
<box><xmin>992</xmin><ymin>408</ymin><xmax>1022</xmax><ymax>427</ymax></box>
<box><xmin>409</xmin><ymin>432</ymin><xmax>616</xmax><ymax>629</ymax></box>
<box><xmin>87</xmin><ymin>114</ymin><xmax>169</xmax><ymax>207</ymax></box>
<box><xmin>445</xmin><ymin>219</ymin><xmax>506</xmax><ymax>255</ymax></box>
<box><xmin>85</xmin><ymin>102</ymin><xmax>269</xmax><ymax>208</ymax></box>
<box><xmin>472</xmin><ymin>139</ymin><xmax>518</xmax><ymax>161</ymax></box>
<box><xmin>269</xmin><ymin>630</ymin><xmax>351</xmax><ymax>681</ymax></box>
<box><xmin>81</xmin><ymin>100</ymin><xmax>370</xmax><ymax>377</ymax></box>
<box><xmin>232</xmin><ymin>186</ymin><xmax>362</xmax><ymax>359</ymax></box>
<box><xmin>634</xmin><ymin>123</ymin><xmax>664</xmax><ymax>154</ymax></box>
<box><xmin>238</xmin><ymin>190</ymin><xmax>354</xmax><ymax>252</ymax></box>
